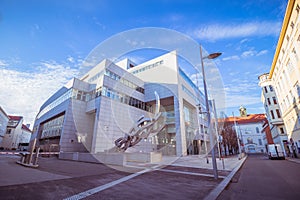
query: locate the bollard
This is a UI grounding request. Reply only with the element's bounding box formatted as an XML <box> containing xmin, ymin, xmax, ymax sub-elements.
<box><xmin>33</xmin><ymin>147</ymin><xmax>40</xmax><ymax>166</ymax></box>
<box><xmin>28</xmin><ymin>138</ymin><xmax>37</xmax><ymax>164</ymax></box>
<box><xmin>222</xmin><ymin>157</ymin><xmax>225</xmax><ymax>170</ymax></box>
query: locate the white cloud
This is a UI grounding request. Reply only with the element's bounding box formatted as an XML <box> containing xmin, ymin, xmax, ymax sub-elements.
<box><xmin>241</xmin><ymin>49</ymin><xmax>268</xmax><ymax>58</ymax></box>
<box><xmin>222</xmin><ymin>80</ymin><xmax>262</xmax><ymax>111</ymax></box>
<box><xmin>67</xmin><ymin>56</ymin><xmax>75</xmax><ymax>63</ymax></box>
<box><xmin>240</xmin><ymin>38</ymin><xmax>249</xmax><ymax>44</ymax></box>
<box><xmin>241</xmin><ymin>50</ymin><xmax>256</xmax><ymax>58</ymax></box>
<box><xmin>222</xmin><ymin>55</ymin><xmax>240</xmax><ymax>61</ymax></box>
<box><xmin>0</xmin><ymin>60</ymin><xmax>8</xmax><ymax>66</ymax></box>
<box><xmin>256</xmin><ymin>50</ymin><xmax>268</xmax><ymax>56</ymax></box>
<box><xmin>191</xmin><ymin>21</ymin><xmax>281</xmax><ymax>41</ymax></box>
<box><xmin>0</xmin><ymin>62</ymin><xmax>79</xmax><ymax>126</ymax></box>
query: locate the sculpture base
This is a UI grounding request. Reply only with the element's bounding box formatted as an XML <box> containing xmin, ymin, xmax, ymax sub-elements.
<box><xmin>125</xmin><ymin>152</ymin><xmax>162</xmax><ymax>163</ymax></box>
<box><xmin>16</xmin><ymin>161</ymin><xmax>39</xmax><ymax>168</ymax></box>
<box><xmin>59</xmin><ymin>151</ymin><xmax>162</xmax><ymax>166</ymax></box>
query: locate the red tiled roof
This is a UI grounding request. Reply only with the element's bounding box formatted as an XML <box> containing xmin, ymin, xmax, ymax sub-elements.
<box><xmin>224</xmin><ymin>114</ymin><xmax>267</xmax><ymax>124</ymax></box>
<box><xmin>22</xmin><ymin>124</ymin><xmax>32</xmax><ymax>133</ymax></box>
<box><xmin>8</xmin><ymin>115</ymin><xmax>23</xmax><ymax>121</ymax></box>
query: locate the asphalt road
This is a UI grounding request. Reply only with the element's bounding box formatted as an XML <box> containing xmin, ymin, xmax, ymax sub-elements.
<box><xmin>218</xmin><ymin>154</ymin><xmax>300</xmax><ymax>200</ymax></box>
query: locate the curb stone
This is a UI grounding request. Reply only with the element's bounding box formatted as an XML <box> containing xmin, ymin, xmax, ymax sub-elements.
<box><xmin>204</xmin><ymin>155</ymin><xmax>248</xmax><ymax>200</ymax></box>
<box><xmin>286</xmin><ymin>157</ymin><xmax>300</xmax><ymax>164</ymax></box>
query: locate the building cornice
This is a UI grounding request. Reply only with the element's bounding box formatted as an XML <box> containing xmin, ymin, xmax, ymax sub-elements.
<box><xmin>269</xmin><ymin>0</ymin><xmax>295</xmax><ymax>78</ymax></box>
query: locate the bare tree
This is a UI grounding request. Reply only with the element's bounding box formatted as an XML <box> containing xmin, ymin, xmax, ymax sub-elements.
<box><xmin>219</xmin><ymin>120</ymin><xmax>238</xmax><ymax>156</ymax></box>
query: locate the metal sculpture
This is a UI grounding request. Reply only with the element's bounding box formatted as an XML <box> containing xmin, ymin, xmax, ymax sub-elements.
<box><xmin>115</xmin><ymin>92</ymin><xmax>164</xmax><ymax>152</ymax></box>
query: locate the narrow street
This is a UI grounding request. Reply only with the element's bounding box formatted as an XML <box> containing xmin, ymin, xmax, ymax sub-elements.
<box><xmin>218</xmin><ymin>154</ymin><xmax>300</xmax><ymax>200</ymax></box>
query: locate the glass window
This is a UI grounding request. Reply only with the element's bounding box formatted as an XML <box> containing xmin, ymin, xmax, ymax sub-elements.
<box><xmin>102</xmin><ymin>87</ymin><xmax>107</xmax><ymax>96</ymax></box>
<box><xmin>106</xmin><ymin>88</ymin><xmax>111</xmax><ymax>97</ymax></box>
<box><xmin>273</xmin><ymin>97</ymin><xmax>277</xmax><ymax>104</ymax></box>
<box><xmin>124</xmin><ymin>96</ymin><xmax>129</xmax><ymax>104</ymax></box>
<box><xmin>41</xmin><ymin>115</ymin><xmax>64</xmax><ymax>139</ymax></box>
<box><xmin>256</xmin><ymin>127</ymin><xmax>259</xmax><ymax>133</ymax></box>
<box><xmin>269</xmin><ymin>85</ymin><xmax>273</xmax><ymax>92</ymax></box>
<box><xmin>267</xmin><ymin>98</ymin><xmax>271</xmax><ymax>105</ymax></box>
<box><xmin>82</xmin><ymin>92</ymin><xmax>86</xmax><ymax>101</ymax></box>
<box><xmin>72</xmin><ymin>89</ymin><xmax>78</xmax><ymax>99</ymax></box>
<box><xmin>77</xmin><ymin>91</ymin><xmax>82</xmax><ymax>100</ymax></box>
<box><xmin>280</xmin><ymin>128</ymin><xmax>284</xmax><ymax>134</ymax></box>
<box><xmin>258</xmin><ymin>139</ymin><xmax>262</xmax><ymax>145</ymax></box>
<box><xmin>6</xmin><ymin>129</ymin><xmax>11</xmax><ymax>134</ymax></box>
<box><xmin>270</xmin><ymin>110</ymin><xmax>275</xmax><ymax>119</ymax></box>
<box><xmin>276</xmin><ymin>109</ymin><xmax>281</xmax><ymax>118</ymax></box>
<box><xmin>247</xmin><ymin>137</ymin><xmax>253</xmax><ymax>144</ymax></box>
<box><xmin>264</xmin><ymin>86</ymin><xmax>268</xmax><ymax>93</ymax></box>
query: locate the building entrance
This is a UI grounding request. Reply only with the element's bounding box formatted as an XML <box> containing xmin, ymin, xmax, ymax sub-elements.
<box><xmin>187</xmin><ymin>140</ymin><xmax>206</xmax><ymax>155</ymax></box>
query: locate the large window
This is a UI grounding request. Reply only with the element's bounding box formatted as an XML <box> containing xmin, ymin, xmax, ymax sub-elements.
<box><xmin>41</xmin><ymin>115</ymin><xmax>65</xmax><ymax>139</ymax></box>
<box><xmin>105</xmin><ymin>69</ymin><xmax>144</xmax><ymax>94</ymax></box>
<box><xmin>101</xmin><ymin>86</ymin><xmax>150</xmax><ymax>112</ymax></box>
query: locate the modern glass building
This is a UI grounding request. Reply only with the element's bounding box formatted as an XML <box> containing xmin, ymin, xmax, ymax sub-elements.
<box><xmin>31</xmin><ymin>51</ymin><xmax>213</xmax><ymax>158</ymax></box>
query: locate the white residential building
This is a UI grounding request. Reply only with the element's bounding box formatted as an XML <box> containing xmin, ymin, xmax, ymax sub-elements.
<box><xmin>0</xmin><ymin>106</ymin><xmax>9</xmax><ymax>146</ymax></box>
<box><xmin>226</xmin><ymin>108</ymin><xmax>267</xmax><ymax>154</ymax></box>
<box><xmin>1</xmin><ymin>116</ymin><xmax>32</xmax><ymax>150</ymax></box>
<box><xmin>269</xmin><ymin>0</ymin><xmax>300</xmax><ymax>156</ymax></box>
<box><xmin>258</xmin><ymin>73</ymin><xmax>288</xmax><ymax>155</ymax></box>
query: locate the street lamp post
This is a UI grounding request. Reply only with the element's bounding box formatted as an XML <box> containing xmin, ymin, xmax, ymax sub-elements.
<box><xmin>199</xmin><ymin>45</ymin><xmax>221</xmax><ymax>180</ymax></box>
<box><xmin>212</xmin><ymin>99</ymin><xmax>221</xmax><ymax>160</ymax></box>
<box><xmin>197</xmin><ymin>104</ymin><xmax>209</xmax><ymax>164</ymax></box>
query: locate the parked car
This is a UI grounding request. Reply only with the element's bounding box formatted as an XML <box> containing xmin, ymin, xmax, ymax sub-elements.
<box><xmin>267</xmin><ymin>144</ymin><xmax>285</xmax><ymax>160</ymax></box>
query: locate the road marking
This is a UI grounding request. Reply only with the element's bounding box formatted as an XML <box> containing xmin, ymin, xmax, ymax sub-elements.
<box><xmin>64</xmin><ymin>168</ymin><xmax>152</xmax><ymax>200</ymax></box>
<box><xmin>158</xmin><ymin>169</ymin><xmax>226</xmax><ymax>179</ymax></box>
<box><xmin>64</xmin><ymin>163</ymin><xmax>227</xmax><ymax>200</ymax></box>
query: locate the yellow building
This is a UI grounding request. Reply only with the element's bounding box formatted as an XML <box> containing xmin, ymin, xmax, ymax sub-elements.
<box><xmin>269</xmin><ymin>0</ymin><xmax>300</xmax><ymax>156</ymax></box>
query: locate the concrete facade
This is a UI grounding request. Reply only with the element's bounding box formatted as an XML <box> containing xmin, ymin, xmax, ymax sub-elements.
<box><xmin>32</xmin><ymin>51</ymin><xmax>212</xmax><ymax>157</ymax></box>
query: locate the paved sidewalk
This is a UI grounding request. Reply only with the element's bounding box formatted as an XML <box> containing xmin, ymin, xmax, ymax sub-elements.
<box><xmin>0</xmin><ymin>154</ymin><xmax>246</xmax><ymax>200</ymax></box>
<box><xmin>286</xmin><ymin>157</ymin><xmax>300</xmax><ymax>164</ymax></box>
<box><xmin>164</xmin><ymin>154</ymin><xmax>244</xmax><ymax>171</ymax></box>
<box><xmin>0</xmin><ymin>155</ymin><xmax>69</xmax><ymax>187</ymax></box>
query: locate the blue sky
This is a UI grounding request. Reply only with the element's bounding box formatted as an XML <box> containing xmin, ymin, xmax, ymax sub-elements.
<box><xmin>0</xmin><ymin>0</ymin><xmax>288</xmax><ymax>125</ymax></box>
